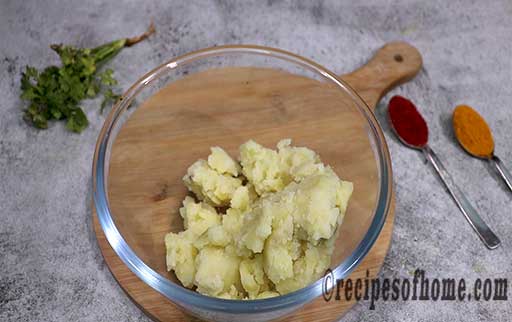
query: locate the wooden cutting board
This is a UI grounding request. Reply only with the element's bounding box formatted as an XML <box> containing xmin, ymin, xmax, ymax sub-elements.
<box><xmin>93</xmin><ymin>42</ymin><xmax>422</xmax><ymax>321</ymax></box>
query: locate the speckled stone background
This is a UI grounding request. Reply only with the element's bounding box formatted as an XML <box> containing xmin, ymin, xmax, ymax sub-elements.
<box><xmin>1</xmin><ymin>0</ymin><xmax>511</xmax><ymax>321</ymax></box>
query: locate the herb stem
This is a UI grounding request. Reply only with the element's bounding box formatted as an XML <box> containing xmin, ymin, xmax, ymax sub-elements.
<box><xmin>125</xmin><ymin>21</ymin><xmax>156</xmax><ymax>46</ymax></box>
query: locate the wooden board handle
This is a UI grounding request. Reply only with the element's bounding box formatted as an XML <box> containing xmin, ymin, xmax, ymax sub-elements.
<box><xmin>341</xmin><ymin>41</ymin><xmax>422</xmax><ymax>109</ymax></box>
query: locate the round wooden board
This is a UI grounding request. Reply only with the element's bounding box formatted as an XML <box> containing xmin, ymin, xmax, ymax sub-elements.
<box><xmin>92</xmin><ymin>42</ymin><xmax>421</xmax><ymax>321</ymax></box>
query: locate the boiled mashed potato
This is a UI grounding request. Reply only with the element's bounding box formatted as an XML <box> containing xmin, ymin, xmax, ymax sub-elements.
<box><xmin>165</xmin><ymin>139</ymin><xmax>353</xmax><ymax>299</ymax></box>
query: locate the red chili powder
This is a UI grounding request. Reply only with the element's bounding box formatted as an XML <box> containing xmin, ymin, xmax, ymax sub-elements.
<box><xmin>388</xmin><ymin>95</ymin><xmax>429</xmax><ymax>147</ymax></box>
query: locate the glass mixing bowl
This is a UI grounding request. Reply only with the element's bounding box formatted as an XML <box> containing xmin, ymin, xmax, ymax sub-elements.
<box><xmin>92</xmin><ymin>45</ymin><xmax>393</xmax><ymax>321</ymax></box>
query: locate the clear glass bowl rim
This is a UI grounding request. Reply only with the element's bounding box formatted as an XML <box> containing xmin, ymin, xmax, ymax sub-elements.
<box><xmin>92</xmin><ymin>44</ymin><xmax>393</xmax><ymax>314</ymax></box>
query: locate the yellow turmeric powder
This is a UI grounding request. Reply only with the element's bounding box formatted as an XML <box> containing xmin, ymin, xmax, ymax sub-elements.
<box><xmin>452</xmin><ymin>105</ymin><xmax>494</xmax><ymax>158</ymax></box>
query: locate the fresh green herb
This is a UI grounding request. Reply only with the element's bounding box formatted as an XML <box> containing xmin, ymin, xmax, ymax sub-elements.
<box><xmin>20</xmin><ymin>23</ymin><xmax>155</xmax><ymax>133</ymax></box>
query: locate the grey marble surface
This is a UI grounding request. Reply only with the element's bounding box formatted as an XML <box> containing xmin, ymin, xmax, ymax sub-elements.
<box><xmin>1</xmin><ymin>0</ymin><xmax>512</xmax><ymax>321</ymax></box>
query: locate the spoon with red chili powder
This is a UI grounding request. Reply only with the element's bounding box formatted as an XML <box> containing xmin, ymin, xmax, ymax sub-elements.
<box><xmin>388</xmin><ymin>95</ymin><xmax>500</xmax><ymax>249</ymax></box>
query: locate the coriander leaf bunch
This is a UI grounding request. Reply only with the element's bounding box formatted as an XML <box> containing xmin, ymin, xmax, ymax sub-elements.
<box><xmin>20</xmin><ymin>22</ymin><xmax>155</xmax><ymax>133</ymax></box>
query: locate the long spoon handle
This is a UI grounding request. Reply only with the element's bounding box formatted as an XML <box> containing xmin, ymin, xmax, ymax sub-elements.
<box><xmin>490</xmin><ymin>155</ymin><xmax>512</xmax><ymax>192</ymax></box>
<box><xmin>422</xmin><ymin>146</ymin><xmax>500</xmax><ymax>249</ymax></box>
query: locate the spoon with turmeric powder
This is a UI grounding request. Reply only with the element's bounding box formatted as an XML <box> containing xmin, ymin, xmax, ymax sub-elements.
<box><xmin>453</xmin><ymin>105</ymin><xmax>512</xmax><ymax>192</ymax></box>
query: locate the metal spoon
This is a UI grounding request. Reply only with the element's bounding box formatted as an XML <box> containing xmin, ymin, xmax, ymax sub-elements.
<box><xmin>388</xmin><ymin>96</ymin><xmax>500</xmax><ymax>249</ymax></box>
<box><xmin>453</xmin><ymin>104</ymin><xmax>512</xmax><ymax>193</ymax></box>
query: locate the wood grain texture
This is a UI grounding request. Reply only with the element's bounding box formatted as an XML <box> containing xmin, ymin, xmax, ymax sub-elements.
<box><xmin>93</xmin><ymin>42</ymin><xmax>421</xmax><ymax>321</ymax></box>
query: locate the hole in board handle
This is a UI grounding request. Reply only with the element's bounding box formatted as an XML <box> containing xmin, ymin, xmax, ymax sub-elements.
<box><xmin>394</xmin><ymin>54</ymin><xmax>404</xmax><ymax>63</ymax></box>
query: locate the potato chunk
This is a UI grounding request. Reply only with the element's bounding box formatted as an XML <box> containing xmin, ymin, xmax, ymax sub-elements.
<box><xmin>239</xmin><ymin>255</ymin><xmax>271</xmax><ymax>299</ymax></box>
<box><xmin>240</xmin><ymin>140</ymin><xmax>285</xmax><ymax>195</ymax></box>
<box><xmin>194</xmin><ymin>246</ymin><xmax>242</xmax><ymax>297</ymax></box>
<box><xmin>183</xmin><ymin>159</ymin><xmax>242</xmax><ymax>206</ymax></box>
<box><xmin>208</xmin><ymin>146</ymin><xmax>241</xmax><ymax>176</ymax></box>
<box><xmin>164</xmin><ymin>230</ymin><xmax>197</xmax><ymax>288</ymax></box>
<box><xmin>179</xmin><ymin>196</ymin><xmax>220</xmax><ymax>237</ymax></box>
